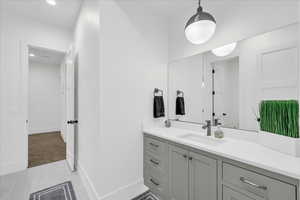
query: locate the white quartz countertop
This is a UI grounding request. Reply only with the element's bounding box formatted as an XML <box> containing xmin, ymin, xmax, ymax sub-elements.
<box><xmin>143</xmin><ymin>127</ymin><xmax>300</xmax><ymax>180</ymax></box>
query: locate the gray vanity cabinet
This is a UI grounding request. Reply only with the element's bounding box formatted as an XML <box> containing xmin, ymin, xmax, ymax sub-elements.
<box><xmin>168</xmin><ymin>145</ymin><xmax>217</xmax><ymax>200</ymax></box>
<box><xmin>169</xmin><ymin>145</ymin><xmax>189</xmax><ymax>200</ymax></box>
<box><xmin>144</xmin><ymin>134</ymin><xmax>299</xmax><ymax>200</ymax></box>
<box><xmin>189</xmin><ymin>151</ymin><xmax>217</xmax><ymax>200</ymax></box>
<box><xmin>223</xmin><ymin>186</ymin><xmax>258</xmax><ymax>200</ymax></box>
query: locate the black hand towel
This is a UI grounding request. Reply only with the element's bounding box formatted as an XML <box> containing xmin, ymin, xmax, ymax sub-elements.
<box><xmin>153</xmin><ymin>96</ymin><xmax>165</xmax><ymax>118</ymax></box>
<box><xmin>176</xmin><ymin>97</ymin><xmax>185</xmax><ymax>115</ymax></box>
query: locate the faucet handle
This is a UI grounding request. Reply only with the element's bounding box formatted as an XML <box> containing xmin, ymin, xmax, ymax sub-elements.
<box><xmin>205</xmin><ymin>120</ymin><xmax>211</xmax><ymax>125</ymax></box>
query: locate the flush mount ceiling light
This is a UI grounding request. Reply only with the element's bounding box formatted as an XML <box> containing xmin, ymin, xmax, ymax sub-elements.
<box><xmin>212</xmin><ymin>42</ymin><xmax>237</xmax><ymax>57</ymax></box>
<box><xmin>29</xmin><ymin>53</ymin><xmax>35</xmax><ymax>57</ymax></box>
<box><xmin>185</xmin><ymin>0</ymin><xmax>216</xmax><ymax>45</ymax></box>
<box><xmin>46</xmin><ymin>0</ymin><xmax>56</xmax><ymax>6</ymax></box>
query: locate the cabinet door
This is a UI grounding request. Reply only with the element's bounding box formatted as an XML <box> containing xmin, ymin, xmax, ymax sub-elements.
<box><xmin>169</xmin><ymin>145</ymin><xmax>189</xmax><ymax>200</ymax></box>
<box><xmin>223</xmin><ymin>186</ymin><xmax>257</xmax><ymax>200</ymax></box>
<box><xmin>189</xmin><ymin>151</ymin><xmax>217</xmax><ymax>200</ymax></box>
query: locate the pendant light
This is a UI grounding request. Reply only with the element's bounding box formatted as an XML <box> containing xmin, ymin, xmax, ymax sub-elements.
<box><xmin>185</xmin><ymin>0</ymin><xmax>216</xmax><ymax>45</ymax></box>
<box><xmin>212</xmin><ymin>42</ymin><xmax>237</xmax><ymax>57</ymax></box>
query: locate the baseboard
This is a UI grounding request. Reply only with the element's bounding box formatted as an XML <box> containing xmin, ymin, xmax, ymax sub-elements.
<box><xmin>29</xmin><ymin>129</ymin><xmax>60</xmax><ymax>135</ymax></box>
<box><xmin>100</xmin><ymin>179</ymin><xmax>148</xmax><ymax>200</ymax></box>
<box><xmin>77</xmin><ymin>162</ymin><xmax>148</xmax><ymax>200</ymax></box>
<box><xmin>0</xmin><ymin>161</ymin><xmax>27</xmax><ymax>176</ymax></box>
<box><xmin>77</xmin><ymin>162</ymin><xmax>101</xmax><ymax>200</ymax></box>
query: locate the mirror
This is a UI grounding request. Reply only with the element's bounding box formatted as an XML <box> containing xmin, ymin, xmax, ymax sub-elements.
<box><xmin>168</xmin><ymin>23</ymin><xmax>299</xmax><ymax>132</ymax></box>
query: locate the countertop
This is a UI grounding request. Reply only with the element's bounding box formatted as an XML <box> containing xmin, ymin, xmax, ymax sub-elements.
<box><xmin>143</xmin><ymin>127</ymin><xmax>300</xmax><ymax>180</ymax></box>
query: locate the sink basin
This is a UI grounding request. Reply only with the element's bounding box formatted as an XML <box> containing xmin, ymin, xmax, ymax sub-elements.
<box><xmin>178</xmin><ymin>133</ymin><xmax>225</xmax><ymax>146</ymax></box>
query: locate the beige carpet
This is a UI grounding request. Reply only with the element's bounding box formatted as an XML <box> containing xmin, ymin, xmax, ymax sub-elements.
<box><xmin>28</xmin><ymin>132</ymin><xmax>66</xmax><ymax>168</ymax></box>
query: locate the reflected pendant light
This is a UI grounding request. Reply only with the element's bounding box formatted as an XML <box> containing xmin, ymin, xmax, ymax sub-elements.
<box><xmin>185</xmin><ymin>0</ymin><xmax>216</xmax><ymax>45</ymax></box>
<box><xmin>212</xmin><ymin>42</ymin><xmax>237</xmax><ymax>57</ymax></box>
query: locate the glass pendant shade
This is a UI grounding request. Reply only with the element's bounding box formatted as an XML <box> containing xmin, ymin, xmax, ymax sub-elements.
<box><xmin>212</xmin><ymin>42</ymin><xmax>237</xmax><ymax>57</ymax></box>
<box><xmin>185</xmin><ymin>6</ymin><xmax>216</xmax><ymax>45</ymax></box>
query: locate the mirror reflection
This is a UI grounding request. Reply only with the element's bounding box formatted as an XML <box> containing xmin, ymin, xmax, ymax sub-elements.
<box><xmin>168</xmin><ymin>23</ymin><xmax>299</xmax><ymax>132</ymax></box>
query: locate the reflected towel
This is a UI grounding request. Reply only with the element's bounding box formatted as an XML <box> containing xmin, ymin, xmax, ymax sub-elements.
<box><xmin>176</xmin><ymin>97</ymin><xmax>185</xmax><ymax>115</ymax></box>
<box><xmin>153</xmin><ymin>96</ymin><xmax>165</xmax><ymax>118</ymax></box>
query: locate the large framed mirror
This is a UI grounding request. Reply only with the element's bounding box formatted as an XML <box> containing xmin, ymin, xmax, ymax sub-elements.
<box><xmin>168</xmin><ymin>23</ymin><xmax>299</xmax><ymax>133</ymax></box>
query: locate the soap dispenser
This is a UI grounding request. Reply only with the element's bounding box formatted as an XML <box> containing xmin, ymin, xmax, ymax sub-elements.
<box><xmin>214</xmin><ymin>125</ymin><xmax>224</xmax><ymax>139</ymax></box>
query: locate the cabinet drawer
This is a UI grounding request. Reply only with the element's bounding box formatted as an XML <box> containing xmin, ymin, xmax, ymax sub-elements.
<box><xmin>222</xmin><ymin>163</ymin><xmax>296</xmax><ymax>200</ymax></box>
<box><xmin>145</xmin><ymin>153</ymin><xmax>165</xmax><ymax>172</ymax></box>
<box><xmin>223</xmin><ymin>186</ymin><xmax>259</xmax><ymax>200</ymax></box>
<box><xmin>145</xmin><ymin>137</ymin><xmax>166</xmax><ymax>157</ymax></box>
<box><xmin>145</xmin><ymin>169</ymin><xmax>168</xmax><ymax>199</ymax></box>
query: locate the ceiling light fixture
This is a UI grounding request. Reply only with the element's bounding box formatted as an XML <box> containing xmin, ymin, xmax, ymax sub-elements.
<box><xmin>46</xmin><ymin>0</ymin><xmax>57</xmax><ymax>6</ymax></box>
<box><xmin>185</xmin><ymin>0</ymin><xmax>216</xmax><ymax>45</ymax></box>
<box><xmin>212</xmin><ymin>42</ymin><xmax>237</xmax><ymax>57</ymax></box>
<box><xmin>29</xmin><ymin>53</ymin><xmax>35</xmax><ymax>57</ymax></box>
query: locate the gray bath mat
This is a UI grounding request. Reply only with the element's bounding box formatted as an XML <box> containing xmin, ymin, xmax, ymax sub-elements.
<box><xmin>29</xmin><ymin>181</ymin><xmax>76</xmax><ymax>200</ymax></box>
<box><xmin>132</xmin><ymin>191</ymin><xmax>159</xmax><ymax>200</ymax></box>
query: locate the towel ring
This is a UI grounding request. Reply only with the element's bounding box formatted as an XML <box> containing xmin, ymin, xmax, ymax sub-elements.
<box><xmin>154</xmin><ymin>88</ymin><xmax>163</xmax><ymax>96</ymax></box>
<box><xmin>177</xmin><ymin>90</ymin><xmax>184</xmax><ymax>97</ymax></box>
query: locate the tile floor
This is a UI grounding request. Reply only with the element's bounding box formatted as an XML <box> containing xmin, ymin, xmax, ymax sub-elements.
<box><xmin>0</xmin><ymin>160</ymin><xmax>90</xmax><ymax>200</ymax></box>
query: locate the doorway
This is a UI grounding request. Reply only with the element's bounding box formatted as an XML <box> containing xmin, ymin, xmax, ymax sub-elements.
<box><xmin>26</xmin><ymin>45</ymin><xmax>77</xmax><ymax>171</ymax></box>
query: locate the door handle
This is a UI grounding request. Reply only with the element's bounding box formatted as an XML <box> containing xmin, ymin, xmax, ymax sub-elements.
<box><xmin>67</xmin><ymin>120</ymin><xmax>78</xmax><ymax>124</ymax></box>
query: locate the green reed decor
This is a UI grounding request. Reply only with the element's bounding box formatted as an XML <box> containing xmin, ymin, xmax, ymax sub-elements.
<box><xmin>259</xmin><ymin>100</ymin><xmax>299</xmax><ymax>138</ymax></box>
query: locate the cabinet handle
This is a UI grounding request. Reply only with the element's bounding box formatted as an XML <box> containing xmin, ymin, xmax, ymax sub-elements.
<box><xmin>189</xmin><ymin>157</ymin><xmax>193</xmax><ymax>161</ymax></box>
<box><xmin>240</xmin><ymin>177</ymin><xmax>267</xmax><ymax>191</ymax></box>
<box><xmin>183</xmin><ymin>154</ymin><xmax>187</xmax><ymax>159</ymax></box>
<box><xmin>150</xmin><ymin>159</ymin><xmax>159</xmax><ymax>165</ymax></box>
<box><xmin>150</xmin><ymin>178</ymin><xmax>160</xmax><ymax>186</ymax></box>
<box><xmin>149</xmin><ymin>142</ymin><xmax>159</xmax><ymax>148</ymax></box>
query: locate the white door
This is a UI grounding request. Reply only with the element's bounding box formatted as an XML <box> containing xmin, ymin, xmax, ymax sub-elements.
<box><xmin>66</xmin><ymin>53</ymin><xmax>78</xmax><ymax>171</ymax></box>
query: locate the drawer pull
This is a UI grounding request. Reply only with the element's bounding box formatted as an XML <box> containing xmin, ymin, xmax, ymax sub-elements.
<box><xmin>149</xmin><ymin>142</ymin><xmax>159</xmax><ymax>148</ymax></box>
<box><xmin>240</xmin><ymin>177</ymin><xmax>267</xmax><ymax>191</ymax></box>
<box><xmin>150</xmin><ymin>159</ymin><xmax>160</xmax><ymax>165</ymax></box>
<box><xmin>150</xmin><ymin>178</ymin><xmax>160</xmax><ymax>186</ymax></box>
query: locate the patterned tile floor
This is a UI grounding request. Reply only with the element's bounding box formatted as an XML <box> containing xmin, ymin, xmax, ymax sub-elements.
<box><xmin>132</xmin><ymin>191</ymin><xmax>159</xmax><ymax>200</ymax></box>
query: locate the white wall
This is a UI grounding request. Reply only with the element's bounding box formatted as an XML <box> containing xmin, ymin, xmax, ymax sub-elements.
<box><xmin>28</xmin><ymin>61</ymin><xmax>61</xmax><ymax>134</ymax></box>
<box><xmin>0</xmin><ymin>4</ymin><xmax>72</xmax><ymax>175</ymax></box>
<box><xmin>74</xmin><ymin>0</ymin><xmax>168</xmax><ymax>199</ymax></box>
<box><xmin>168</xmin><ymin>1</ymin><xmax>299</xmax><ymax>61</ymax></box>
<box><xmin>73</xmin><ymin>0</ymin><xmax>101</xmax><ymax>199</ymax></box>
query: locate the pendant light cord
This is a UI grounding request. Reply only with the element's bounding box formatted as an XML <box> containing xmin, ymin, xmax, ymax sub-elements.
<box><xmin>197</xmin><ymin>0</ymin><xmax>203</xmax><ymax>12</ymax></box>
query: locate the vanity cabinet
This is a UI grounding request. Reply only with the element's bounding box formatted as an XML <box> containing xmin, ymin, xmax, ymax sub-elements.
<box><xmin>223</xmin><ymin>163</ymin><xmax>296</xmax><ymax>200</ymax></box>
<box><xmin>143</xmin><ymin>134</ymin><xmax>299</xmax><ymax>200</ymax></box>
<box><xmin>168</xmin><ymin>146</ymin><xmax>189</xmax><ymax>200</ymax></box>
<box><xmin>223</xmin><ymin>186</ymin><xmax>258</xmax><ymax>200</ymax></box>
<box><xmin>189</xmin><ymin>151</ymin><xmax>217</xmax><ymax>200</ymax></box>
<box><xmin>168</xmin><ymin>145</ymin><xmax>218</xmax><ymax>200</ymax></box>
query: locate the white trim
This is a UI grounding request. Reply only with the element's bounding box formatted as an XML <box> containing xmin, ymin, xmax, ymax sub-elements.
<box><xmin>29</xmin><ymin>129</ymin><xmax>61</xmax><ymax>135</ymax></box>
<box><xmin>0</xmin><ymin>161</ymin><xmax>27</xmax><ymax>176</ymax></box>
<box><xmin>77</xmin><ymin>162</ymin><xmax>148</xmax><ymax>200</ymax></box>
<box><xmin>100</xmin><ymin>179</ymin><xmax>148</xmax><ymax>200</ymax></box>
<box><xmin>20</xmin><ymin>40</ymin><xmax>67</xmax><ymax>169</ymax></box>
<box><xmin>77</xmin><ymin>162</ymin><xmax>100</xmax><ymax>200</ymax></box>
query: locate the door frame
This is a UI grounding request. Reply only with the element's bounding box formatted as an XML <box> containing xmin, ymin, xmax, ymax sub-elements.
<box><xmin>20</xmin><ymin>40</ymin><xmax>68</xmax><ymax>168</ymax></box>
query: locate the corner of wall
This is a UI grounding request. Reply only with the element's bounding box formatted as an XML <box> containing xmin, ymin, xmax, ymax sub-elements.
<box><xmin>78</xmin><ymin>162</ymin><xmax>148</xmax><ymax>200</ymax></box>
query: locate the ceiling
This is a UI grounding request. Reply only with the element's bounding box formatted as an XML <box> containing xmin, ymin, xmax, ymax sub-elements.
<box><xmin>29</xmin><ymin>46</ymin><xmax>65</xmax><ymax>65</ymax></box>
<box><xmin>114</xmin><ymin>0</ymin><xmax>299</xmax><ymax>17</ymax></box>
<box><xmin>3</xmin><ymin>0</ymin><xmax>298</xmax><ymax>30</ymax></box>
<box><xmin>5</xmin><ymin>0</ymin><xmax>82</xmax><ymax>30</ymax></box>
